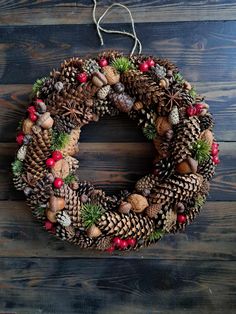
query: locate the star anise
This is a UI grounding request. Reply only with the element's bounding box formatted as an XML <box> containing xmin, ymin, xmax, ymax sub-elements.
<box><xmin>22</xmin><ymin>172</ymin><xmax>38</xmax><ymax>187</ymax></box>
<box><xmin>61</xmin><ymin>100</ymin><xmax>94</xmax><ymax>126</ymax></box>
<box><xmin>158</xmin><ymin>88</ymin><xmax>183</xmax><ymax>116</ymax></box>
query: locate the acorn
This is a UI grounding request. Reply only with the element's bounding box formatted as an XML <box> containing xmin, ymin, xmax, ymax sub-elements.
<box><xmin>159</xmin><ymin>78</ymin><xmax>169</xmax><ymax>89</ymax></box>
<box><xmin>49</xmin><ymin>195</ymin><xmax>65</xmax><ymax>213</ymax></box>
<box><xmin>102</xmin><ymin>65</ymin><xmax>120</xmax><ymax>85</ymax></box>
<box><xmin>46</xmin><ymin>209</ymin><xmax>57</xmax><ymax>223</ymax></box>
<box><xmin>155</xmin><ymin>117</ymin><xmax>172</xmax><ymax>136</ymax></box>
<box><xmin>127</xmin><ymin>194</ymin><xmax>149</xmax><ymax>213</ymax></box>
<box><xmin>200</xmin><ymin>129</ymin><xmax>214</xmax><ymax>146</ymax></box>
<box><xmin>51</xmin><ymin>159</ymin><xmax>70</xmax><ymax>179</ymax></box>
<box><xmin>97</xmin><ymin>85</ymin><xmax>111</xmax><ymax>100</ymax></box>
<box><xmin>22</xmin><ymin>118</ymin><xmax>34</xmax><ymax>135</ymax></box>
<box><xmin>118</xmin><ymin>201</ymin><xmax>132</xmax><ymax>214</ymax></box>
<box><xmin>176</xmin><ymin>156</ymin><xmax>198</xmax><ymax>174</ymax></box>
<box><xmin>92</xmin><ymin>71</ymin><xmax>108</xmax><ymax>88</ymax></box>
<box><xmin>37</xmin><ymin>112</ymin><xmax>54</xmax><ymax>129</ymax></box>
<box><xmin>184</xmin><ymin>81</ymin><xmax>192</xmax><ymax>90</ymax></box>
<box><xmin>86</xmin><ymin>225</ymin><xmax>102</xmax><ymax>238</ymax></box>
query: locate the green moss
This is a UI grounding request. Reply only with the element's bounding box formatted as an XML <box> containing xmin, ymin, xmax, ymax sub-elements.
<box><xmin>51</xmin><ymin>131</ymin><xmax>70</xmax><ymax>150</ymax></box>
<box><xmin>143</xmin><ymin>124</ymin><xmax>157</xmax><ymax>140</ymax></box>
<box><xmin>81</xmin><ymin>203</ymin><xmax>104</xmax><ymax>229</ymax></box>
<box><xmin>12</xmin><ymin>159</ymin><xmax>23</xmax><ymax>176</ymax></box>
<box><xmin>192</xmin><ymin>139</ymin><xmax>211</xmax><ymax>163</ymax></box>
<box><xmin>111</xmin><ymin>57</ymin><xmax>133</xmax><ymax>73</ymax></box>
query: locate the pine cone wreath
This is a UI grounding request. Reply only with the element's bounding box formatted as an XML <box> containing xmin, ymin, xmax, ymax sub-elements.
<box><xmin>13</xmin><ymin>50</ymin><xmax>219</xmax><ymax>252</ymax></box>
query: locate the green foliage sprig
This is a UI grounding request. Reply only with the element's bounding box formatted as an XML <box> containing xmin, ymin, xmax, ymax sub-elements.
<box><xmin>81</xmin><ymin>203</ymin><xmax>104</xmax><ymax>229</ymax></box>
<box><xmin>51</xmin><ymin>131</ymin><xmax>70</xmax><ymax>150</ymax></box>
<box><xmin>174</xmin><ymin>72</ymin><xmax>184</xmax><ymax>84</ymax></box>
<box><xmin>32</xmin><ymin>77</ymin><xmax>47</xmax><ymax>95</ymax></box>
<box><xmin>192</xmin><ymin>139</ymin><xmax>211</xmax><ymax>163</ymax></box>
<box><xmin>189</xmin><ymin>87</ymin><xmax>197</xmax><ymax>99</ymax></box>
<box><xmin>12</xmin><ymin>159</ymin><xmax>23</xmax><ymax>176</ymax></box>
<box><xmin>148</xmin><ymin>229</ymin><xmax>164</xmax><ymax>242</ymax></box>
<box><xmin>195</xmin><ymin>195</ymin><xmax>205</xmax><ymax>208</ymax></box>
<box><xmin>111</xmin><ymin>57</ymin><xmax>133</xmax><ymax>73</ymax></box>
<box><xmin>64</xmin><ymin>174</ymin><xmax>76</xmax><ymax>185</ymax></box>
<box><xmin>143</xmin><ymin>124</ymin><xmax>157</xmax><ymax>140</ymax></box>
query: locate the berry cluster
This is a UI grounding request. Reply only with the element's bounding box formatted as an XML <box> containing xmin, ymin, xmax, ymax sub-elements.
<box><xmin>106</xmin><ymin>237</ymin><xmax>137</xmax><ymax>253</ymax></box>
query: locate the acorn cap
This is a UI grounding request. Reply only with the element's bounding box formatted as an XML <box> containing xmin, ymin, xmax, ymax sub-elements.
<box><xmin>87</xmin><ymin>225</ymin><xmax>102</xmax><ymax>238</ymax></box>
<box><xmin>155</xmin><ymin>117</ymin><xmax>172</xmax><ymax>136</ymax></box>
<box><xmin>176</xmin><ymin>156</ymin><xmax>198</xmax><ymax>174</ymax></box>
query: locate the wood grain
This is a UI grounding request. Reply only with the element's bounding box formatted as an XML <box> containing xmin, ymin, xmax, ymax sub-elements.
<box><xmin>0</xmin><ymin>257</ymin><xmax>235</xmax><ymax>314</ymax></box>
<box><xmin>1</xmin><ymin>22</ymin><xmax>236</xmax><ymax>84</ymax></box>
<box><xmin>1</xmin><ymin>0</ymin><xmax>236</xmax><ymax>24</ymax></box>
<box><xmin>1</xmin><ymin>81</ymin><xmax>236</xmax><ymax>142</ymax></box>
<box><xmin>0</xmin><ymin>201</ymin><xmax>235</xmax><ymax>260</ymax></box>
<box><xmin>0</xmin><ymin>142</ymin><xmax>235</xmax><ymax>200</ymax></box>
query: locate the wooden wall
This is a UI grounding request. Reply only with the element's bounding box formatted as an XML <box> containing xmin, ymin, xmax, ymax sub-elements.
<box><xmin>0</xmin><ymin>1</ymin><xmax>235</xmax><ymax>313</ymax></box>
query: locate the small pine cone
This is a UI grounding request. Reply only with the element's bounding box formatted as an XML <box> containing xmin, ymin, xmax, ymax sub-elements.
<box><xmin>197</xmin><ymin>157</ymin><xmax>216</xmax><ymax>180</ymax></box>
<box><xmin>26</xmin><ymin>176</ymin><xmax>53</xmax><ymax>209</ymax></box>
<box><xmin>64</xmin><ymin>156</ymin><xmax>79</xmax><ymax>173</ymax></box>
<box><xmin>57</xmin><ymin>210</ymin><xmax>72</xmax><ymax>227</ymax></box>
<box><xmin>90</xmin><ymin>189</ymin><xmax>118</xmax><ymax>211</ymax></box>
<box><xmin>54</xmin><ymin>115</ymin><xmax>76</xmax><ymax>133</ymax></box>
<box><xmin>60</xmin><ymin>66</ymin><xmax>78</xmax><ymax>83</ymax></box>
<box><xmin>172</xmin><ymin>116</ymin><xmax>201</xmax><ymax>164</ymax></box>
<box><xmin>97</xmin><ymin>50</ymin><xmax>123</xmax><ymax>62</ymax></box>
<box><xmin>40</xmin><ymin>77</ymin><xmax>58</xmax><ymax>98</ymax></box>
<box><xmin>94</xmin><ymin>99</ymin><xmax>119</xmax><ymax>117</ymax></box>
<box><xmin>75</xmin><ymin>232</ymin><xmax>94</xmax><ymax>248</ymax></box>
<box><xmin>94</xmin><ymin>236</ymin><xmax>113</xmax><ymax>251</ymax></box>
<box><xmin>55</xmin><ymin>185</ymin><xmax>81</xmax><ymax>227</ymax></box>
<box><xmin>198</xmin><ymin>113</ymin><xmax>215</xmax><ymax>131</ymax></box>
<box><xmin>56</xmin><ymin>225</ymin><xmax>76</xmax><ymax>242</ymax></box>
<box><xmin>32</xmin><ymin>206</ymin><xmax>46</xmax><ymax>221</ymax></box>
<box><xmin>77</xmin><ymin>181</ymin><xmax>94</xmax><ymax>197</ymax></box>
<box><xmin>129</xmin><ymin>108</ymin><xmax>157</xmax><ymax>128</ymax></box>
<box><xmin>180</xmin><ymin>89</ymin><xmax>195</xmax><ymax>106</ymax></box>
<box><xmin>199</xmin><ymin>179</ymin><xmax>210</xmax><ymax>196</ymax></box>
<box><xmin>60</xmin><ymin>128</ymin><xmax>81</xmax><ymax>157</ymax></box>
<box><xmin>146</xmin><ymin>204</ymin><xmax>162</xmax><ymax>218</ymax></box>
<box><xmin>135</xmin><ymin>174</ymin><xmax>157</xmax><ymax>193</ymax></box>
<box><xmin>60</xmin><ymin>57</ymin><xmax>83</xmax><ymax>71</ymax></box>
<box><xmin>149</xmin><ymin>64</ymin><xmax>166</xmax><ymax>81</ymax></box>
<box><xmin>168</xmin><ymin>106</ymin><xmax>179</xmax><ymax>125</ymax></box>
<box><xmin>13</xmin><ymin>175</ymin><xmax>27</xmax><ymax>191</ymax></box>
<box><xmin>162</xmin><ymin>210</ymin><xmax>177</xmax><ymax>233</ymax></box>
<box><xmin>97</xmin><ymin>211</ymin><xmax>155</xmax><ymax>240</ymax></box>
<box><xmin>153</xmin><ymin>157</ymin><xmax>174</xmax><ymax>181</ymax></box>
<box><xmin>82</xmin><ymin>59</ymin><xmax>100</xmax><ymax>76</ymax></box>
<box><xmin>109</xmin><ymin>92</ymin><xmax>134</xmax><ymax>113</ymax></box>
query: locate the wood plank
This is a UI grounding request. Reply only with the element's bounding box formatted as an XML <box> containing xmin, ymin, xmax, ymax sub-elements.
<box><xmin>0</xmin><ymin>201</ymin><xmax>235</xmax><ymax>260</ymax></box>
<box><xmin>1</xmin><ymin>1</ymin><xmax>236</xmax><ymax>24</ymax></box>
<box><xmin>1</xmin><ymin>81</ymin><xmax>235</xmax><ymax>142</ymax></box>
<box><xmin>0</xmin><ymin>257</ymin><xmax>235</xmax><ymax>314</ymax></box>
<box><xmin>0</xmin><ymin>142</ymin><xmax>235</xmax><ymax>200</ymax></box>
<box><xmin>1</xmin><ymin>22</ymin><xmax>236</xmax><ymax>84</ymax></box>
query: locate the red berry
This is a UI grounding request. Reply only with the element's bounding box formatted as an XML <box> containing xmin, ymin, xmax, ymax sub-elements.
<box><xmin>212</xmin><ymin>142</ymin><xmax>219</xmax><ymax>150</ymax></box>
<box><xmin>187</xmin><ymin>106</ymin><xmax>197</xmax><ymax>117</ymax></box>
<box><xmin>53</xmin><ymin>178</ymin><xmax>64</xmax><ymax>189</ymax></box>
<box><xmin>177</xmin><ymin>214</ymin><xmax>187</xmax><ymax>224</ymax></box>
<box><xmin>119</xmin><ymin>239</ymin><xmax>128</xmax><ymax>250</ymax></box>
<box><xmin>29</xmin><ymin>113</ymin><xmax>38</xmax><ymax>122</ymax></box>
<box><xmin>77</xmin><ymin>72</ymin><xmax>88</xmax><ymax>83</ymax></box>
<box><xmin>35</xmin><ymin>99</ymin><xmax>44</xmax><ymax>104</ymax></box>
<box><xmin>52</xmin><ymin>150</ymin><xmax>63</xmax><ymax>161</ymax></box>
<box><xmin>46</xmin><ymin>158</ymin><xmax>55</xmax><ymax>168</ymax></box>
<box><xmin>99</xmin><ymin>58</ymin><xmax>108</xmax><ymax>67</ymax></box>
<box><xmin>211</xmin><ymin>147</ymin><xmax>219</xmax><ymax>157</ymax></box>
<box><xmin>194</xmin><ymin>103</ymin><xmax>205</xmax><ymax>112</ymax></box>
<box><xmin>16</xmin><ymin>132</ymin><xmax>24</xmax><ymax>145</ymax></box>
<box><xmin>50</xmin><ymin>226</ymin><xmax>56</xmax><ymax>234</ymax></box>
<box><xmin>113</xmin><ymin>237</ymin><xmax>122</xmax><ymax>247</ymax></box>
<box><xmin>44</xmin><ymin>220</ymin><xmax>53</xmax><ymax>231</ymax></box>
<box><xmin>212</xmin><ymin>155</ymin><xmax>220</xmax><ymax>165</ymax></box>
<box><xmin>106</xmin><ymin>245</ymin><xmax>115</xmax><ymax>253</ymax></box>
<box><xmin>146</xmin><ymin>59</ymin><xmax>155</xmax><ymax>67</ymax></box>
<box><xmin>27</xmin><ymin>106</ymin><xmax>36</xmax><ymax>114</ymax></box>
<box><xmin>127</xmin><ymin>238</ymin><xmax>136</xmax><ymax>247</ymax></box>
<box><xmin>139</xmin><ymin>62</ymin><xmax>149</xmax><ymax>72</ymax></box>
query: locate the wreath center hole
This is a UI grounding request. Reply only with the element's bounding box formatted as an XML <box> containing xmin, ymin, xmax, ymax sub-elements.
<box><xmin>78</xmin><ymin>114</ymin><xmax>155</xmax><ymax>195</ymax></box>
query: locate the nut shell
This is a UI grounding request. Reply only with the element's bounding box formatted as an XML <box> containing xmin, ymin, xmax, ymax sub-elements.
<box><xmin>92</xmin><ymin>72</ymin><xmax>108</xmax><ymax>88</ymax></box>
<box><xmin>118</xmin><ymin>201</ymin><xmax>132</xmax><ymax>214</ymax></box>
<box><xmin>51</xmin><ymin>159</ymin><xmax>70</xmax><ymax>179</ymax></box>
<box><xmin>87</xmin><ymin>225</ymin><xmax>102</xmax><ymax>238</ymax></box>
<box><xmin>127</xmin><ymin>194</ymin><xmax>149</xmax><ymax>213</ymax></box>
<box><xmin>22</xmin><ymin>118</ymin><xmax>34</xmax><ymax>135</ymax></box>
<box><xmin>102</xmin><ymin>65</ymin><xmax>120</xmax><ymax>85</ymax></box>
<box><xmin>155</xmin><ymin>117</ymin><xmax>172</xmax><ymax>136</ymax></box>
<box><xmin>49</xmin><ymin>195</ymin><xmax>65</xmax><ymax>213</ymax></box>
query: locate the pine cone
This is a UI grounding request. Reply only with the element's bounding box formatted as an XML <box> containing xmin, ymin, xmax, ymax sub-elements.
<box><xmin>109</xmin><ymin>92</ymin><xmax>134</xmax><ymax>112</ymax></box>
<box><xmin>90</xmin><ymin>189</ymin><xmax>118</xmax><ymax>211</ymax></box>
<box><xmin>198</xmin><ymin>157</ymin><xmax>216</xmax><ymax>180</ymax></box>
<box><xmin>60</xmin><ymin>128</ymin><xmax>81</xmax><ymax>157</ymax></box>
<box><xmin>128</xmin><ymin>108</ymin><xmax>157</xmax><ymax>128</ymax></box>
<box><xmin>172</xmin><ymin>116</ymin><xmax>201</xmax><ymax>164</ymax></box>
<box><xmin>60</xmin><ymin>57</ymin><xmax>83</xmax><ymax>71</ymax></box>
<box><xmin>56</xmin><ymin>225</ymin><xmax>76</xmax><ymax>242</ymax></box>
<box><xmin>24</xmin><ymin>128</ymin><xmax>52</xmax><ymax>181</ymax></box>
<box><xmin>162</xmin><ymin>209</ymin><xmax>177</xmax><ymax>232</ymax></box>
<box><xmin>32</xmin><ymin>206</ymin><xmax>46</xmax><ymax>221</ymax></box>
<box><xmin>40</xmin><ymin>77</ymin><xmax>58</xmax><ymax>98</ymax></box>
<box><xmin>153</xmin><ymin>157</ymin><xmax>174</xmax><ymax>181</ymax></box>
<box><xmin>64</xmin><ymin>156</ymin><xmax>79</xmax><ymax>173</ymax></box>
<box><xmin>75</xmin><ymin>232</ymin><xmax>94</xmax><ymax>248</ymax></box>
<box><xmin>82</xmin><ymin>59</ymin><xmax>100</xmax><ymax>76</ymax></box>
<box><xmin>55</xmin><ymin>185</ymin><xmax>81</xmax><ymax>227</ymax></box>
<box><xmin>121</xmin><ymin>70</ymin><xmax>163</xmax><ymax>107</ymax></box>
<box><xmin>98</xmin><ymin>50</ymin><xmax>123</xmax><ymax>62</ymax></box>
<box><xmin>199</xmin><ymin>113</ymin><xmax>215</xmax><ymax>131</ymax></box>
<box><xmin>93</xmin><ymin>99</ymin><xmax>119</xmax><ymax>117</ymax></box>
<box><xmin>149</xmin><ymin>64</ymin><xmax>167</xmax><ymax>81</ymax></box>
<box><xmin>97</xmin><ymin>211</ymin><xmax>155</xmax><ymax>240</ymax></box>
<box><xmin>54</xmin><ymin>115</ymin><xmax>76</xmax><ymax>133</ymax></box>
<box><xmin>77</xmin><ymin>181</ymin><xmax>94</xmax><ymax>197</ymax></box>
<box><xmin>60</xmin><ymin>65</ymin><xmax>78</xmax><ymax>83</ymax></box>
<box><xmin>94</xmin><ymin>236</ymin><xmax>113</xmax><ymax>251</ymax></box>
<box><xmin>13</xmin><ymin>175</ymin><xmax>27</xmax><ymax>191</ymax></box>
<box><xmin>135</xmin><ymin>174</ymin><xmax>157</xmax><ymax>193</ymax></box>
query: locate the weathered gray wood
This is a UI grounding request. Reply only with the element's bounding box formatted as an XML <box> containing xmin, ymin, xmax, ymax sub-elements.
<box><xmin>1</xmin><ymin>142</ymin><xmax>234</xmax><ymax>200</ymax></box>
<box><xmin>0</xmin><ymin>257</ymin><xmax>235</xmax><ymax>314</ymax></box>
<box><xmin>1</xmin><ymin>22</ymin><xmax>236</xmax><ymax>84</ymax></box>
<box><xmin>1</xmin><ymin>0</ymin><xmax>236</xmax><ymax>24</ymax></box>
<box><xmin>1</xmin><ymin>81</ymin><xmax>235</xmax><ymax>142</ymax></box>
<box><xmin>0</xmin><ymin>201</ymin><xmax>235</xmax><ymax>260</ymax></box>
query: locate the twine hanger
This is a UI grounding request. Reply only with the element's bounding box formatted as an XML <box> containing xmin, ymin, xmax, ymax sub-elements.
<box><xmin>92</xmin><ymin>0</ymin><xmax>142</xmax><ymax>56</ymax></box>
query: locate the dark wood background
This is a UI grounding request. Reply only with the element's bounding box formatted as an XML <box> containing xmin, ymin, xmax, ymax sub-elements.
<box><xmin>0</xmin><ymin>1</ymin><xmax>236</xmax><ymax>313</ymax></box>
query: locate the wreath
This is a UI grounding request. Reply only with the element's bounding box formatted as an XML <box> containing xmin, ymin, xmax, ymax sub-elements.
<box><xmin>12</xmin><ymin>50</ymin><xmax>219</xmax><ymax>252</ymax></box>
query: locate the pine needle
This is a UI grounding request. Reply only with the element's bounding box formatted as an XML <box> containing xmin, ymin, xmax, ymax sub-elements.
<box><xmin>143</xmin><ymin>124</ymin><xmax>157</xmax><ymax>140</ymax></box>
<box><xmin>148</xmin><ymin>229</ymin><xmax>164</xmax><ymax>242</ymax></box>
<box><xmin>64</xmin><ymin>174</ymin><xmax>76</xmax><ymax>185</ymax></box>
<box><xmin>192</xmin><ymin>139</ymin><xmax>210</xmax><ymax>163</ymax></box>
<box><xmin>81</xmin><ymin>203</ymin><xmax>104</xmax><ymax>229</ymax></box>
<box><xmin>12</xmin><ymin>159</ymin><xmax>23</xmax><ymax>176</ymax></box>
<box><xmin>51</xmin><ymin>131</ymin><xmax>70</xmax><ymax>150</ymax></box>
<box><xmin>111</xmin><ymin>57</ymin><xmax>133</xmax><ymax>73</ymax></box>
<box><xmin>189</xmin><ymin>87</ymin><xmax>197</xmax><ymax>99</ymax></box>
<box><xmin>32</xmin><ymin>77</ymin><xmax>47</xmax><ymax>95</ymax></box>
